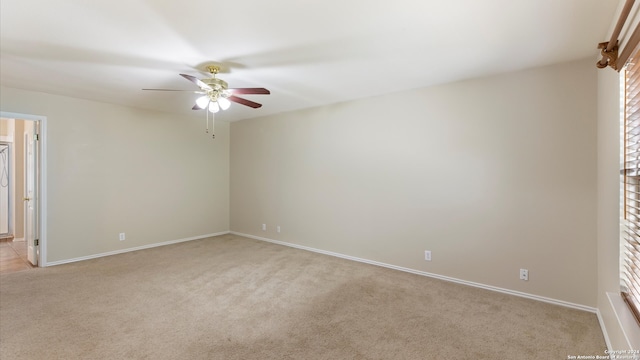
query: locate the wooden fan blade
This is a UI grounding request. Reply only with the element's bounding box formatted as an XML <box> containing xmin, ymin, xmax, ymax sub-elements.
<box><xmin>228</xmin><ymin>95</ymin><xmax>262</xmax><ymax>108</ymax></box>
<box><xmin>192</xmin><ymin>103</ymin><xmax>203</xmax><ymax>110</ymax></box>
<box><xmin>142</xmin><ymin>88</ymin><xmax>202</xmax><ymax>92</ymax></box>
<box><xmin>228</xmin><ymin>88</ymin><xmax>270</xmax><ymax>95</ymax></box>
<box><xmin>180</xmin><ymin>74</ymin><xmax>212</xmax><ymax>90</ymax></box>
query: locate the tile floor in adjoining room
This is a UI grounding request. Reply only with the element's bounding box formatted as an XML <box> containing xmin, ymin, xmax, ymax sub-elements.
<box><xmin>0</xmin><ymin>240</ymin><xmax>34</xmax><ymax>274</ymax></box>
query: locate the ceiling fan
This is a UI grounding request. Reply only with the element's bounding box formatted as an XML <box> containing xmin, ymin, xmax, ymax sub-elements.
<box><xmin>143</xmin><ymin>65</ymin><xmax>270</xmax><ymax>138</ymax></box>
<box><xmin>144</xmin><ymin>65</ymin><xmax>270</xmax><ymax>112</ymax></box>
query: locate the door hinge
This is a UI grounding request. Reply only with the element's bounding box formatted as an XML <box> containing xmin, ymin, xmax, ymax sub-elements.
<box><xmin>34</xmin><ymin>239</ymin><xmax>39</xmax><ymax>246</ymax></box>
<box><xmin>35</xmin><ymin>134</ymin><xmax>40</xmax><ymax>141</ymax></box>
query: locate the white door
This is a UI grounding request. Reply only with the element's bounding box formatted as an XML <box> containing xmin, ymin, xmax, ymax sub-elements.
<box><xmin>24</xmin><ymin>123</ymin><xmax>39</xmax><ymax>266</ymax></box>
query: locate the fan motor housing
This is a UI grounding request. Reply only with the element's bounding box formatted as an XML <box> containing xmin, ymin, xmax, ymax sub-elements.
<box><xmin>202</xmin><ymin>78</ymin><xmax>228</xmax><ymax>91</ymax></box>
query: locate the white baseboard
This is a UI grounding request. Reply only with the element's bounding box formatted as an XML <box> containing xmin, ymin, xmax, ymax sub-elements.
<box><xmin>12</xmin><ymin>237</ymin><xmax>25</xmax><ymax>242</ymax></box>
<box><xmin>596</xmin><ymin>309</ymin><xmax>613</xmax><ymax>352</ymax></box>
<box><xmin>44</xmin><ymin>231</ymin><xmax>230</xmax><ymax>267</ymax></box>
<box><xmin>231</xmin><ymin>231</ymin><xmax>598</xmax><ymax>314</ymax></box>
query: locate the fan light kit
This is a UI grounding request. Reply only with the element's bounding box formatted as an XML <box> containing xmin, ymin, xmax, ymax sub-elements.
<box><xmin>143</xmin><ymin>65</ymin><xmax>270</xmax><ymax>139</ymax></box>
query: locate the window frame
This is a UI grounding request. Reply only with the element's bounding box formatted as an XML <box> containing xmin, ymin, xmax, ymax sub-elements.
<box><xmin>621</xmin><ymin>58</ymin><xmax>640</xmax><ymax>327</ymax></box>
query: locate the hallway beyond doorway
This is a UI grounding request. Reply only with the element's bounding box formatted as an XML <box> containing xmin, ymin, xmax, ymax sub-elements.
<box><xmin>0</xmin><ymin>239</ymin><xmax>34</xmax><ymax>274</ymax></box>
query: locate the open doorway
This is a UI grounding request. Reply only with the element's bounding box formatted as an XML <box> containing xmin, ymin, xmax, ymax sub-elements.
<box><xmin>0</xmin><ymin>114</ymin><xmax>45</xmax><ymax>272</ymax></box>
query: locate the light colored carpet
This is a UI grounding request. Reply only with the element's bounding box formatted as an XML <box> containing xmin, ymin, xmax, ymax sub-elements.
<box><xmin>0</xmin><ymin>234</ymin><xmax>606</xmax><ymax>359</ymax></box>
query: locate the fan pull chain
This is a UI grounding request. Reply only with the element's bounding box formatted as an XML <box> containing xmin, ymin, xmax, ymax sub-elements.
<box><xmin>205</xmin><ymin>106</ymin><xmax>210</xmax><ymax>133</ymax></box>
<box><xmin>203</xmin><ymin>106</ymin><xmax>215</xmax><ymax>139</ymax></box>
<box><xmin>212</xmin><ymin>114</ymin><xmax>215</xmax><ymax>139</ymax></box>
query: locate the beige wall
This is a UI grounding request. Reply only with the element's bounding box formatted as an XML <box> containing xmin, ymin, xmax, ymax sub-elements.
<box><xmin>0</xmin><ymin>87</ymin><xmax>230</xmax><ymax>263</ymax></box>
<box><xmin>231</xmin><ymin>58</ymin><xmax>598</xmax><ymax>307</ymax></box>
<box><xmin>0</xmin><ymin>121</ymin><xmax>8</xmax><ymax>137</ymax></box>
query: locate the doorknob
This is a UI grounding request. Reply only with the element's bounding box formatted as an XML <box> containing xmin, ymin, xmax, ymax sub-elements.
<box><xmin>23</xmin><ymin>197</ymin><xmax>31</xmax><ymax>201</ymax></box>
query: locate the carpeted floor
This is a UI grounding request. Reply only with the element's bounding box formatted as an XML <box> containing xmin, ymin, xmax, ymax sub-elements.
<box><xmin>0</xmin><ymin>234</ymin><xmax>607</xmax><ymax>359</ymax></box>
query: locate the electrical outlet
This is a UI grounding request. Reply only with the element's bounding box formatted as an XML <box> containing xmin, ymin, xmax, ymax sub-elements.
<box><xmin>520</xmin><ymin>269</ymin><xmax>528</xmax><ymax>281</ymax></box>
<box><xmin>277</xmin><ymin>226</ymin><xmax>281</xmax><ymax>233</ymax></box>
<box><xmin>424</xmin><ymin>250</ymin><xmax>431</xmax><ymax>261</ymax></box>
<box><xmin>261</xmin><ymin>224</ymin><xmax>266</xmax><ymax>231</ymax></box>
<box><xmin>119</xmin><ymin>233</ymin><xmax>126</xmax><ymax>241</ymax></box>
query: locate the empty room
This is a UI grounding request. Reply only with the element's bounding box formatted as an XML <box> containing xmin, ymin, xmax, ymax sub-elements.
<box><xmin>1</xmin><ymin>0</ymin><xmax>639</xmax><ymax>359</ymax></box>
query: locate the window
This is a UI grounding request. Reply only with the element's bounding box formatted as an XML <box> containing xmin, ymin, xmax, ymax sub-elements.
<box><xmin>622</xmin><ymin>55</ymin><xmax>640</xmax><ymax>326</ymax></box>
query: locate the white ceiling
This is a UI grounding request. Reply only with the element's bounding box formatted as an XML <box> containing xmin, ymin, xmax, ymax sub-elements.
<box><xmin>0</xmin><ymin>0</ymin><xmax>620</xmax><ymax>122</ymax></box>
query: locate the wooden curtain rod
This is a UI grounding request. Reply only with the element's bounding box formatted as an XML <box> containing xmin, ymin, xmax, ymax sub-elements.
<box><xmin>598</xmin><ymin>0</ymin><xmax>635</xmax><ymax>70</ymax></box>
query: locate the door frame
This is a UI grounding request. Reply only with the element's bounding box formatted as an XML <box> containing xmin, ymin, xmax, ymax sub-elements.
<box><xmin>0</xmin><ymin>112</ymin><xmax>47</xmax><ymax>267</ymax></box>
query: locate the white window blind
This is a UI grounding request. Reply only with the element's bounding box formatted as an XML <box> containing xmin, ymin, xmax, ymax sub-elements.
<box><xmin>622</xmin><ymin>55</ymin><xmax>640</xmax><ymax>326</ymax></box>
